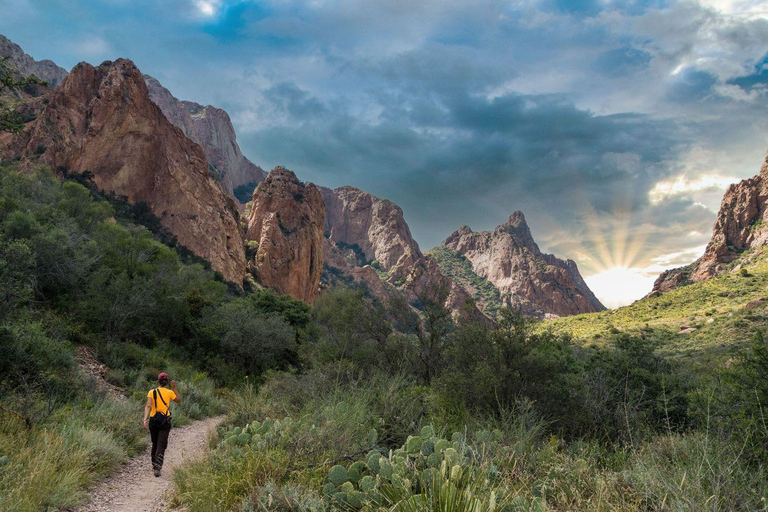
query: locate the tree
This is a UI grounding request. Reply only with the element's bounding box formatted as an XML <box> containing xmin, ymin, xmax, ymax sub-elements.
<box><xmin>0</xmin><ymin>56</ymin><xmax>46</xmax><ymax>133</ymax></box>
<box><xmin>312</xmin><ymin>288</ymin><xmax>392</xmax><ymax>368</ymax></box>
<box><xmin>394</xmin><ymin>274</ymin><xmax>453</xmax><ymax>384</ymax></box>
<box><xmin>0</xmin><ymin>238</ymin><xmax>34</xmax><ymax>319</ymax></box>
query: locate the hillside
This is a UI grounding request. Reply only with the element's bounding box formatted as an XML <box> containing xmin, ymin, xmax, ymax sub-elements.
<box><xmin>544</xmin><ymin>247</ymin><xmax>768</xmax><ymax>358</ymax></box>
<box><xmin>427</xmin><ymin>245</ymin><xmax>503</xmax><ymax>320</ymax></box>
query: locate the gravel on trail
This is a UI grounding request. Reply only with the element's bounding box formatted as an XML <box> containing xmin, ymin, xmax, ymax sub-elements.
<box><xmin>74</xmin><ymin>415</ymin><xmax>223</xmax><ymax>512</ymax></box>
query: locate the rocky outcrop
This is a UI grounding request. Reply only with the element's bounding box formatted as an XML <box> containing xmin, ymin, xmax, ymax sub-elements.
<box><xmin>319</xmin><ymin>186</ymin><xmax>487</xmax><ymax>321</ymax></box>
<box><xmin>651</xmin><ymin>152</ymin><xmax>768</xmax><ymax>294</ymax></box>
<box><xmin>144</xmin><ymin>75</ymin><xmax>267</xmax><ymax>199</ymax></box>
<box><xmin>3</xmin><ymin>59</ymin><xmax>247</xmax><ymax>284</ymax></box>
<box><xmin>442</xmin><ymin>211</ymin><xmax>605</xmax><ymax>318</ymax></box>
<box><xmin>320</xmin><ymin>186</ymin><xmax>422</xmax><ymax>282</ymax></box>
<box><xmin>246</xmin><ymin>167</ymin><xmax>325</xmax><ymax>303</ymax></box>
<box><xmin>0</xmin><ymin>35</ymin><xmax>68</xmax><ymax>86</ymax></box>
<box><xmin>404</xmin><ymin>255</ymin><xmax>490</xmax><ymax>323</ymax></box>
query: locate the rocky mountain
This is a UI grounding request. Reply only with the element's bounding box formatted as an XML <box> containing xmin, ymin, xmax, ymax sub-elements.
<box><xmin>319</xmin><ymin>185</ymin><xmax>489</xmax><ymax>322</ymax></box>
<box><xmin>652</xmin><ymin>151</ymin><xmax>768</xmax><ymax>294</ymax></box>
<box><xmin>144</xmin><ymin>75</ymin><xmax>267</xmax><ymax>201</ymax></box>
<box><xmin>439</xmin><ymin>211</ymin><xmax>605</xmax><ymax>319</ymax></box>
<box><xmin>320</xmin><ymin>186</ymin><xmax>422</xmax><ymax>281</ymax></box>
<box><xmin>0</xmin><ymin>35</ymin><xmax>68</xmax><ymax>86</ymax></box>
<box><xmin>246</xmin><ymin>167</ymin><xmax>325</xmax><ymax>303</ymax></box>
<box><xmin>3</xmin><ymin>58</ymin><xmax>247</xmax><ymax>284</ymax></box>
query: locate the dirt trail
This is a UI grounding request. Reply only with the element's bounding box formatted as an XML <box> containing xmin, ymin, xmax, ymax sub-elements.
<box><xmin>75</xmin><ymin>415</ymin><xmax>223</xmax><ymax>512</ymax></box>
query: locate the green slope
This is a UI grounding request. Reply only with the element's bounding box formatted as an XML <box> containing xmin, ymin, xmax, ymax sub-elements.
<box><xmin>427</xmin><ymin>245</ymin><xmax>504</xmax><ymax>320</ymax></box>
<box><xmin>543</xmin><ymin>248</ymin><xmax>768</xmax><ymax>358</ymax></box>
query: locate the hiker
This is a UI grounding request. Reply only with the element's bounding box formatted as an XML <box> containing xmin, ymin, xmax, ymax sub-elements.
<box><xmin>142</xmin><ymin>372</ymin><xmax>181</xmax><ymax>477</ymax></box>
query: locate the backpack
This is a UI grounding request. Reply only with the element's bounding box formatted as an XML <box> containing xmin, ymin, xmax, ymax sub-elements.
<box><xmin>150</xmin><ymin>388</ymin><xmax>172</xmax><ymax>429</ymax></box>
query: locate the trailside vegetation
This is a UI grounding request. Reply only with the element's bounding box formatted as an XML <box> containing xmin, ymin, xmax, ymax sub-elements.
<box><xmin>0</xmin><ymin>165</ymin><xmax>310</xmax><ymax>509</ymax></box>
<box><xmin>173</xmin><ymin>283</ymin><xmax>768</xmax><ymax>509</ymax></box>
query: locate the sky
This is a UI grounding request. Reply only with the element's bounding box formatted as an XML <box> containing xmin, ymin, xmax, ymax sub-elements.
<box><xmin>2</xmin><ymin>0</ymin><xmax>768</xmax><ymax>307</ymax></box>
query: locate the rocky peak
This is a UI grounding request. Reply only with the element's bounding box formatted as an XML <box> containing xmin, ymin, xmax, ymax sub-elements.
<box><xmin>651</xmin><ymin>151</ymin><xmax>768</xmax><ymax>293</ymax></box>
<box><xmin>246</xmin><ymin>167</ymin><xmax>325</xmax><ymax>303</ymax></box>
<box><xmin>3</xmin><ymin>58</ymin><xmax>247</xmax><ymax>284</ymax></box>
<box><xmin>318</xmin><ymin>186</ymin><xmax>489</xmax><ymax>321</ymax></box>
<box><xmin>500</xmin><ymin>210</ymin><xmax>538</xmax><ymax>250</ymax></box>
<box><xmin>144</xmin><ymin>74</ymin><xmax>266</xmax><ymax>200</ymax></box>
<box><xmin>441</xmin><ymin>213</ymin><xmax>605</xmax><ymax>318</ymax></box>
<box><xmin>320</xmin><ymin>185</ymin><xmax>423</xmax><ymax>282</ymax></box>
<box><xmin>505</xmin><ymin>210</ymin><xmax>527</xmax><ymax>227</ymax></box>
<box><xmin>0</xmin><ymin>35</ymin><xmax>68</xmax><ymax>86</ymax></box>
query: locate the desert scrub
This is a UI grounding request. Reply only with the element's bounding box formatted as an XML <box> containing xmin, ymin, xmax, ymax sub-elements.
<box><xmin>623</xmin><ymin>432</ymin><xmax>768</xmax><ymax>510</ymax></box>
<box><xmin>96</xmin><ymin>340</ymin><xmax>226</xmax><ymax>426</ymax></box>
<box><xmin>0</xmin><ymin>396</ymin><xmax>144</xmax><ymax>511</ymax></box>
<box><xmin>173</xmin><ymin>369</ymin><xmax>429</xmax><ymax>510</ymax></box>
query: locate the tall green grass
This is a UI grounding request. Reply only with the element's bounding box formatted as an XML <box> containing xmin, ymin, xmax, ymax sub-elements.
<box><xmin>0</xmin><ymin>396</ymin><xmax>143</xmax><ymax>511</ymax></box>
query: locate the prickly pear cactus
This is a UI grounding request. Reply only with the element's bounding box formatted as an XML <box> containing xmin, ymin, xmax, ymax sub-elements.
<box><xmin>217</xmin><ymin>416</ymin><xmax>295</xmax><ymax>455</ymax></box>
<box><xmin>322</xmin><ymin>425</ymin><xmax>513</xmax><ymax>510</ymax></box>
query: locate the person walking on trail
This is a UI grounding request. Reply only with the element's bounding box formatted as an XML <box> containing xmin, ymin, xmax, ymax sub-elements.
<box><xmin>142</xmin><ymin>373</ymin><xmax>181</xmax><ymax>477</ymax></box>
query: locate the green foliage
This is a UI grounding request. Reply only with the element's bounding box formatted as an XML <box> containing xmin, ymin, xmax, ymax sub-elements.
<box><xmin>428</xmin><ymin>245</ymin><xmax>503</xmax><ymax>320</ymax></box>
<box><xmin>0</xmin><ymin>239</ymin><xmax>34</xmax><ymax>319</ymax></box>
<box><xmin>720</xmin><ymin>330</ymin><xmax>768</xmax><ymax>463</ymax></box>
<box><xmin>233</xmin><ymin>181</ymin><xmax>258</xmax><ymax>203</ymax></box>
<box><xmin>309</xmin><ymin>289</ymin><xmax>394</xmax><ymax>371</ymax></box>
<box><xmin>437</xmin><ymin>310</ymin><xmax>586</xmax><ymax>437</ymax></box>
<box><xmin>206</xmin><ymin>299</ymin><xmax>298</xmax><ymax>376</ymax></box>
<box><xmin>580</xmin><ymin>334</ymin><xmax>690</xmax><ymax>442</ymax></box>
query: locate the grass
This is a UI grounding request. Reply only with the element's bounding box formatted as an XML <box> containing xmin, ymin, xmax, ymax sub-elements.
<box><xmin>542</xmin><ymin>247</ymin><xmax>768</xmax><ymax>358</ymax></box>
<box><xmin>0</xmin><ymin>395</ymin><xmax>144</xmax><ymax>511</ymax></box>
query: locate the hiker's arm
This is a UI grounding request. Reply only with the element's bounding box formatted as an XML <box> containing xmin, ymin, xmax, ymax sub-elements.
<box><xmin>171</xmin><ymin>380</ymin><xmax>181</xmax><ymax>403</ymax></box>
<box><xmin>142</xmin><ymin>396</ymin><xmax>152</xmax><ymax>429</ymax></box>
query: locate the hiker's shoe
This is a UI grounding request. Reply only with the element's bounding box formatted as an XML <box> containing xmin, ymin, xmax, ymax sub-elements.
<box><xmin>154</xmin><ymin>468</ymin><xmax>161</xmax><ymax>477</ymax></box>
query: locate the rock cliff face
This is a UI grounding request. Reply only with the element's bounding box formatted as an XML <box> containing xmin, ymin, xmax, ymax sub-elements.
<box><xmin>144</xmin><ymin>75</ymin><xmax>267</xmax><ymax>199</ymax></box>
<box><xmin>0</xmin><ymin>35</ymin><xmax>68</xmax><ymax>86</ymax></box>
<box><xmin>319</xmin><ymin>186</ymin><xmax>488</xmax><ymax>321</ymax></box>
<box><xmin>3</xmin><ymin>59</ymin><xmax>247</xmax><ymax>284</ymax></box>
<box><xmin>320</xmin><ymin>186</ymin><xmax>422</xmax><ymax>281</ymax></box>
<box><xmin>652</xmin><ymin>152</ymin><xmax>768</xmax><ymax>294</ymax></box>
<box><xmin>442</xmin><ymin>211</ymin><xmax>605</xmax><ymax>318</ymax></box>
<box><xmin>246</xmin><ymin>167</ymin><xmax>325</xmax><ymax>303</ymax></box>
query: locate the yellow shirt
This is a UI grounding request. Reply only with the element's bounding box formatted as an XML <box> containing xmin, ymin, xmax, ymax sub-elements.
<box><xmin>148</xmin><ymin>387</ymin><xmax>176</xmax><ymax>417</ymax></box>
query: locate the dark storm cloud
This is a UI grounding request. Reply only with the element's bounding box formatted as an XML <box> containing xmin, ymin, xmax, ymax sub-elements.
<box><xmin>242</xmin><ymin>75</ymin><xmax>684</xmax><ymax>249</ymax></box>
<box><xmin>666</xmin><ymin>68</ymin><xmax>718</xmax><ymax>103</ymax></box>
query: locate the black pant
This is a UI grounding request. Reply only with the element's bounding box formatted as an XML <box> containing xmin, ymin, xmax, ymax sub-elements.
<box><xmin>149</xmin><ymin>420</ymin><xmax>171</xmax><ymax>470</ymax></box>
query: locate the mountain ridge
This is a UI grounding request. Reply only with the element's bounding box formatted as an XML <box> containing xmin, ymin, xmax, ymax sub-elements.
<box><xmin>439</xmin><ymin>210</ymin><xmax>605</xmax><ymax>319</ymax></box>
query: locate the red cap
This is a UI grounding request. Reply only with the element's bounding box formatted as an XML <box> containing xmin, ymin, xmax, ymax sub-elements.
<box><xmin>158</xmin><ymin>373</ymin><xmax>169</xmax><ymax>380</ymax></box>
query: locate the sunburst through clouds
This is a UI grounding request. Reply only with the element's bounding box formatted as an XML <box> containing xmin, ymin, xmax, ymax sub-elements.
<box><xmin>535</xmin><ymin>199</ymin><xmax>707</xmax><ymax>310</ymax></box>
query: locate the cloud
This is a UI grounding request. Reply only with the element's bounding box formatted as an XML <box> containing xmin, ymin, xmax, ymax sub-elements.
<box><xmin>649</xmin><ymin>174</ymin><xmax>738</xmax><ymax>203</ymax></box>
<box><xmin>2</xmin><ymin>0</ymin><xmax>768</xmax><ymax>281</ymax></box>
<box><xmin>193</xmin><ymin>0</ymin><xmax>223</xmax><ymax>18</ymax></box>
<box><xmin>65</xmin><ymin>36</ymin><xmax>112</xmax><ymax>59</ymax></box>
